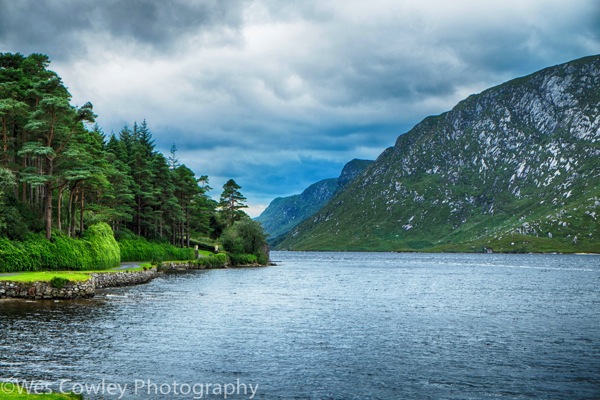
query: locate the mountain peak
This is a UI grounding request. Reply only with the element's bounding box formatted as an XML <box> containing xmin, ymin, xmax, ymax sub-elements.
<box><xmin>257</xmin><ymin>159</ymin><xmax>372</xmax><ymax>244</ymax></box>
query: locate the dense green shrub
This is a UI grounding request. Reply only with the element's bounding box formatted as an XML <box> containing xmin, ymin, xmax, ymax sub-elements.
<box><xmin>50</xmin><ymin>276</ymin><xmax>70</xmax><ymax>289</ymax></box>
<box><xmin>195</xmin><ymin>253</ymin><xmax>229</xmax><ymax>268</ymax></box>
<box><xmin>221</xmin><ymin>219</ymin><xmax>269</xmax><ymax>265</ymax></box>
<box><xmin>83</xmin><ymin>223</ymin><xmax>121</xmax><ymax>269</ymax></box>
<box><xmin>0</xmin><ymin>223</ymin><xmax>120</xmax><ymax>272</ymax></box>
<box><xmin>228</xmin><ymin>253</ymin><xmax>258</xmax><ymax>266</ymax></box>
<box><xmin>0</xmin><ymin>238</ymin><xmax>29</xmax><ymax>272</ymax></box>
<box><xmin>119</xmin><ymin>237</ymin><xmax>194</xmax><ymax>262</ymax></box>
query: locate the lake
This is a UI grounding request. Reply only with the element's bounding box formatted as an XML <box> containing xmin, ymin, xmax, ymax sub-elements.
<box><xmin>1</xmin><ymin>252</ymin><xmax>599</xmax><ymax>399</ymax></box>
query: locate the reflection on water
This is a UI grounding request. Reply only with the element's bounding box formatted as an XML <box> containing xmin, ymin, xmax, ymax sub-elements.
<box><xmin>1</xmin><ymin>252</ymin><xmax>599</xmax><ymax>399</ymax></box>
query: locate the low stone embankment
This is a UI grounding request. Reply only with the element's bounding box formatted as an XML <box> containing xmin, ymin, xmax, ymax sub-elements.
<box><xmin>0</xmin><ymin>280</ymin><xmax>95</xmax><ymax>300</ymax></box>
<box><xmin>0</xmin><ymin>268</ymin><xmax>158</xmax><ymax>300</ymax></box>
<box><xmin>161</xmin><ymin>261</ymin><xmax>227</xmax><ymax>271</ymax></box>
<box><xmin>93</xmin><ymin>268</ymin><xmax>158</xmax><ymax>288</ymax></box>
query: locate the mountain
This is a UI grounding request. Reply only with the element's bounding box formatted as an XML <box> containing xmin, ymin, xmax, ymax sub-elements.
<box><xmin>278</xmin><ymin>55</ymin><xmax>600</xmax><ymax>253</ymax></box>
<box><xmin>257</xmin><ymin>159</ymin><xmax>372</xmax><ymax>244</ymax></box>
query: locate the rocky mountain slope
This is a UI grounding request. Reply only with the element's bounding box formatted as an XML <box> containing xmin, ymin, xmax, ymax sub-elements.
<box><xmin>257</xmin><ymin>159</ymin><xmax>372</xmax><ymax>244</ymax></box>
<box><xmin>278</xmin><ymin>55</ymin><xmax>600</xmax><ymax>253</ymax></box>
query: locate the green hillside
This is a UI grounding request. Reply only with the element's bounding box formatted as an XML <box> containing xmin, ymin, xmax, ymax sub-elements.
<box><xmin>278</xmin><ymin>55</ymin><xmax>600</xmax><ymax>253</ymax></box>
<box><xmin>256</xmin><ymin>159</ymin><xmax>372</xmax><ymax>244</ymax></box>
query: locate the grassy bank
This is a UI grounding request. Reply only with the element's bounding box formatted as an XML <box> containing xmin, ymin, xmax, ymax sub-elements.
<box><xmin>0</xmin><ymin>271</ymin><xmax>91</xmax><ymax>283</ymax></box>
<box><xmin>0</xmin><ymin>263</ymin><xmax>149</xmax><ymax>283</ymax></box>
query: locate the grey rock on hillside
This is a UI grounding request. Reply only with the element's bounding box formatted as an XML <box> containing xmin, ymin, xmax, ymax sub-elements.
<box><xmin>278</xmin><ymin>55</ymin><xmax>600</xmax><ymax>252</ymax></box>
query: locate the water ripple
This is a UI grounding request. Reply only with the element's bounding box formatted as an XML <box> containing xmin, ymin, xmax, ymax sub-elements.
<box><xmin>1</xmin><ymin>252</ymin><xmax>599</xmax><ymax>399</ymax></box>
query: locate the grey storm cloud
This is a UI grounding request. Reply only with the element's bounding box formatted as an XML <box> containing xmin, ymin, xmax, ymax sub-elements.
<box><xmin>0</xmin><ymin>0</ymin><xmax>247</xmax><ymax>59</ymax></box>
<box><xmin>1</xmin><ymin>0</ymin><xmax>599</xmax><ymax>215</ymax></box>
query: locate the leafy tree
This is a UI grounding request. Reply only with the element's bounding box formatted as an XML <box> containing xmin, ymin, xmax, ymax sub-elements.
<box><xmin>0</xmin><ymin>53</ymin><xmax>226</xmax><ymax>254</ymax></box>
<box><xmin>221</xmin><ymin>218</ymin><xmax>269</xmax><ymax>265</ymax></box>
<box><xmin>173</xmin><ymin>165</ymin><xmax>202</xmax><ymax>246</ymax></box>
<box><xmin>128</xmin><ymin>122</ymin><xmax>159</xmax><ymax>237</ymax></box>
<box><xmin>190</xmin><ymin>175</ymin><xmax>216</xmax><ymax>237</ymax></box>
<box><xmin>19</xmin><ymin>72</ymin><xmax>96</xmax><ymax>239</ymax></box>
<box><xmin>152</xmin><ymin>152</ymin><xmax>180</xmax><ymax>242</ymax></box>
<box><xmin>63</xmin><ymin>124</ymin><xmax>114</xmax><ymax>234</ymax></box>
<box><xmin>104</xmin><ymin>133</ymin><xmax>136</xmax><ymax>231</ymax></box>
<box><xmin>218</xmin><ymin>178</ymin><xmax>248</xmax><ymax>226</ymax></box>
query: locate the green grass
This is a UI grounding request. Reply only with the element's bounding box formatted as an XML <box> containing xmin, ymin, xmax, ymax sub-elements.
<box><xmin>0</xmin><ymin>271</ymin><xmax>91</xmax><ymax>283</ymax></box>
<box><xmin>0</xmin><ymin>383</ymin><xmax>82</xmax><ymax>399</ymax></box>
<box><xmin>0</xmin><ymin>263</ymin><xmax>155</xmax><ymax>283</ymax></box>
<box><xmin>89</xmin><ymin>264</ymin><xmax>151</xmax><ymax>273</ymax></box>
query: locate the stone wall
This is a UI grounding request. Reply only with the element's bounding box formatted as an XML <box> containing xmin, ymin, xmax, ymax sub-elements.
<box><xmin>92</xmin><ymin>268</ymin><xmax>158</xmax><ymax>288</ymax></box>
<box><xmin>0</xmin><ymin>280</ymin><xmax>95</xmax><ymax>300</ymax></box>
<box><xmin>162</xmin><ymin>261</ymin><xmax>208</xmax><ymax>271</ymax></box>
<box><xmin>0</xmin><ymin>267</ymin><xmax>159</xmax><ymax>300</ymax></box>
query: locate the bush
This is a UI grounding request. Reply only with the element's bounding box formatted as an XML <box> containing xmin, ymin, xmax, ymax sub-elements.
<box><xmin>83</xmin><ymin>223</ymin><xmax>121</xmax><ymax>269</ymax></box>
<box><xmin>195</xmin><ymin>253</ymin><xmax>229</xmax><ymax>268</ymax></box>
<box><xmin>0</xmin><ymin>223</ymin><xmax>120</xmax><ymax>272</ymax></box>
<box><xmin>220</xmin><ymin>219</ymin><xmax>269</xmax><ymax>265</ymax></box>
<box><xmin>229</xmin><ymin>253</ymin><xmax>257</xmax><ymax>266</ymax></box>
<box><xmin>50</xmin><ymin>276</ymin><xmax>70</xmax><ymax>289</ymax></box>
<box><xmin>119</xmin><ymin>237</ymin><xmax>194</xmax><ymax>262</ymax></box>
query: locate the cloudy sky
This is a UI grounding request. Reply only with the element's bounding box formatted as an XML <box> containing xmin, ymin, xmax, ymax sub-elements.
<box><xmin>1</xmin><ymin>0</ymin><xmax>599</xmax><ymax>216</ymax></box>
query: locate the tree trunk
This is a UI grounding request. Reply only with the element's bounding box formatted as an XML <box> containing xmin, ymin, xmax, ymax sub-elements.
<box><xmin>79</xmin><ymin>189</ymin><xmax>85</xmax><ymax>235</ymax></box>
<box><xmin>181</xmin><ymin>222</ymin><xmax>184</xmax><ymax>247</ymax></box>
<box><xmin>44</xmin><ymin>157</ymin><xmax>53</xmax><ymax>240</ymax></box>
<box><xmin>186</xmin><ymin>207</ymin><xmax>190</xmax><ymax>247</ymax></box>
<box><xmin>57</xmin><ymin>186</ymin><xmax>64</xmax><ymax>231</ymax></box>
<box><xmin>68</xmin><ymin>187</ymin><xmax>77</xmax><ymax>237</ymax></box>
<box><xmin>21</xmin><ymin>128</ymin><xmax>27</xmax><ymax>202</ymax></box>
<box><xmin>45</xmin><ymin>183</ymin><xmax>52</xmax><ymax>239</ymax></box>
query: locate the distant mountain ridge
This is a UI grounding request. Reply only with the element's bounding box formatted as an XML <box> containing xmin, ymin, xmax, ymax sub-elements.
<box><xmin>256</xmin><ymin>159</ymin><xmax>372</xmax><ymax>244</ymax></box>
<box><xmin>278</xmin><ymin>55</ymin><xmax>600</xmax><ymax>253</ymax></box>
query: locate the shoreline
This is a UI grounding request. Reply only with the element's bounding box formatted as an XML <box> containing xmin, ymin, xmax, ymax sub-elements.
<box><xmin>0</xmin><ymin>259</ymin><xmax>269</xmax><ymax>301</ymax></box>
<box><xmin>0</xmin><ymin>267</ymin><xmax>158</xmax><ymax>300</ymax></box>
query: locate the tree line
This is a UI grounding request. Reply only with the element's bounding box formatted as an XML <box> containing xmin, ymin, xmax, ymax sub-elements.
<box><xmin>0</xmin><ymin>52</ymin><xmax>263</xmax><ymax>256</ymax></box>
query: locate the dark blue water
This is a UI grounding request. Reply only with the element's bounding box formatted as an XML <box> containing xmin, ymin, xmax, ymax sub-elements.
<box><xmin>1</xmin><ymin>252</ymin><xmax>599</xmax><ymax>399</ymax></box>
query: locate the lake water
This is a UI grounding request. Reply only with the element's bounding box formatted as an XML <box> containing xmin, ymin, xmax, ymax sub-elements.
<box><xmin>1</xmin><ymin>252</ymin><xmax>599</xmax><ymax>399</ymax></box>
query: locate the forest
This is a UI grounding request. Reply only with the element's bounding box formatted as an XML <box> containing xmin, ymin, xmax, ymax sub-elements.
<box><xmin>0</xmin><ymin>53</ymin><xmax>268</xmax><ymax>270</ymax></box>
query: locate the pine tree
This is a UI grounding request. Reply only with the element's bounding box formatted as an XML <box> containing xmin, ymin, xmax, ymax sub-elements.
<box><xmin>19</xmin><ymin>70</ymin><xmax>96</xmax><ymax>239</ymax></box>
<box><xmin>218</xmin><ymin>179</ymin><xmax>248</xmax><ymax>226</ymax></box>
<box><xmin>168</xmin><ymin>143</ymin><xmax>179</xmax><ymax>170</ymax></box>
